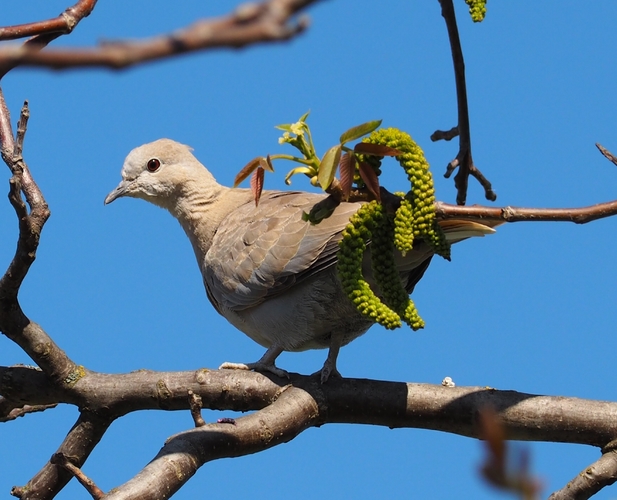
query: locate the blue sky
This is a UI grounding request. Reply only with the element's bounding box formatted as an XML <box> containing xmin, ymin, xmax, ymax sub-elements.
<box><xmin>2</xmin><ymin>1</ymin><xmax>617</xmax><ymax>498</ymax></box>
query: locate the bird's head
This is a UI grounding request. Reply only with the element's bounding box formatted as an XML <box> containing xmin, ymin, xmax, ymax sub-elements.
<box><xmin>105</xmin><ymin>138</ymin><xmax>217</xmax><ymax>209</ymax></box>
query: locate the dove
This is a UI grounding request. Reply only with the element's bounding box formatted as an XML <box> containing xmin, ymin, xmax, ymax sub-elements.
<box><xmin>105</xmin><ymin>139</ymin><xmax>497</xmax><ymax>382</ymax></box>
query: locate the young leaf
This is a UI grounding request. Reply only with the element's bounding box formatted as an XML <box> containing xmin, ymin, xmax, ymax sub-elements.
<box><xmin>353</xmin><ymin>143</ymin><xmax>402</xmax><ymax>156</ymax></box>
<box><xmin>298</xmin><ymin>110</ymin><xmax>311</xmax><ymax>123</ymax></box>
<box><xmin>250</xmin><ymin>167</ymin><xmax>265</xmax><ymax>206</ymax></box>
<box><xmin>358</xmin><ymin>161</ymin><xmax>381</xmax><ymax>201</ymax></box>
<box><xmin>317</xmin><ymin>145</ymin><xmax>342</xmax><ymax>191</ymax></box>
<box><xmin>260</xmin><ymin>155</ymin><xmax>275</xmax><ymax>173</ymax></box>
<box><xmin>339</xmin><ymin>119</ymin><xmax>382</xmax><ymax>145</ymax></box>
<box><xmin>275</xmin><ymin>124</ymin><xmax>292</xmax><ymax>131</ymax></box>
<box><xmin>338</xmin><ymin>152</ymin><xmax>355</xmax><ymax>200</ymax></box>
<box><xmin>234</xmin><ymin>157</ymin><xmax>262</xmax><ymax>187</ymax></box>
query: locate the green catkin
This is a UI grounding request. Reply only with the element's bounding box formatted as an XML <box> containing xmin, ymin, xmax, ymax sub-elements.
<box><xmin>363</xmin><ymin>128</ymin><xmax>450</xmax><ymax>260</ymax></box>
<box><xmin>338</xmin><ymin>201</ymin><xmax>401</xmax><ymax>329</ymax></box>
<box><xmin>370</xmin><ymin>205</ymin><xmax>424</xmax><ymax>330</ymax></box>
<box><xmin>465</xmin><ymin>0</ymin><xmax>487</xmax><ymax>22</ymax></box>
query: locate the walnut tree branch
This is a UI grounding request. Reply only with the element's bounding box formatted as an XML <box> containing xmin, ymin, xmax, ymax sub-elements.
<box><xmin>434</xmin><ymin>0</ymin><xmax>495</xmax><ymax>205</ymax></box>
<box><xmin>0</xmin><ymin>0</ymin><xmax>98</xmax><ymax>78</ymax></box>
<box><xmin>0</xmin><ymin>0</ymin><xmax>318</xmax><ymax>71</ymax></box>
<box><xmin>436</xmin><ymin>198</ymin><xmax>617</xmax><ymax>225</ymax></box>
<box><xmin>0</xmin><ymin>96</ymin><xmax>76</xmax><ymax>384</ymax></box>
<box><xmin>548</xmin><ymin>449</ymin><xmax>617</xmax><ymax>500</ymax></box>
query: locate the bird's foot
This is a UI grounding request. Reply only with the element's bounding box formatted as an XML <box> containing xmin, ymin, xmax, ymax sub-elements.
<box><xmin>219</xmin><ymin>361</ymin><xmax>289</xmax><ymax>379</ymax></box>
<box><xmin>315</xmin><ymin>360</ymin><xmax>342</xmax><ymax>384</ymax></box>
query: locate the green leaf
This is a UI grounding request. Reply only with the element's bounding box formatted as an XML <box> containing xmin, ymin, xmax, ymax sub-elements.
<box><xmin>298</xmin><ymin>110</ymin><xmax>311</xmax><ymax>123</ymax></box>
<box><xmin>317</xmin><ymin>145</ymin><xmax>342</xmax><ymax>191</ymax></box>
<box><xmin>353</xmin><ymin>143</ymin><xmax>402</xmax><ymax>157</ymax></box>
<box><xmin>275</xmin><ymin>124</ymin><xmax>292</xmax><ymax>131</ymax></box>
<box><xmin>339</xmin><ymin>119</ymin><xmax>382</xmax><ymax>145</ymax></box>
<box><xmin>233</xmin><ymin>157</ymin><xmax>262</xmax><ymax>187</ymax></box>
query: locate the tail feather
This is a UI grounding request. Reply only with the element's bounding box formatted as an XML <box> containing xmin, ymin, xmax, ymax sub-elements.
<box><xmin>438</xmin><ymin>219</ymin><xmax>504</xmax><ymax>243</ymax></box>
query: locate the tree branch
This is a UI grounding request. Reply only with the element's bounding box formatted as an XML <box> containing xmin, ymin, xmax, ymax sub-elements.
<box><xmin>436</xmin><ymin>198</ymin><xmax>617</xmax><ymax>225</ymax></box>
<box><xmin>0</xmin><ymin>0</ymin><xmax>98</xmax><ymax>78</ymax></box>
<box><xmin>434</xmin><ymin>0</ymin><xmax>495</xmax><ymax>205</ymax></box>
<box><xmin>548</xmin><ymin>449</ymin><xmax>617</xmax><ymax>500</ymax></box>
<box><xmin>11</xmin><ymin>411</ymin><xmax>112</xmax><ymax>499</ymax></box>
<box><xmin>0</xmin><ymin>0</ymin><xmax>318</xmax><ymax>71</ymax></box>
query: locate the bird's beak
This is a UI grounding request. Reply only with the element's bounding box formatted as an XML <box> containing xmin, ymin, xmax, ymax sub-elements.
<box><xmin>104</xmin><ymin>179</ymin><xmax>133</xmax><ymax>205</ymax></box>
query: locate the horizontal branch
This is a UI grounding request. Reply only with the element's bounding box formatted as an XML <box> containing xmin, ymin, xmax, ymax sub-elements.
<box><xmin>436</xmin><ymin>198</ymin><xmax>617</xmax><ymax>225</ymax></box>
<box><xmin>0</xmin><ymin>0</ymin><xmax>318</xmax><ymax>71</ymax></box>
<box><xmin>0</xmin><ymin>0</ymin><xmax>97</xmax><ymax>41</ymax></box>
<box><xmin>4</xmin><ymin>366</ymin><xmax>617</xmax><ymax>449</ymax></box>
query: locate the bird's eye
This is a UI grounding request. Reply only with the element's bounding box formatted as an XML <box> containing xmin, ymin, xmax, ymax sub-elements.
<box><xmin>147</xmin><ymin>158</ymin><xmax>161</xmax><ymax>172</ymax></box>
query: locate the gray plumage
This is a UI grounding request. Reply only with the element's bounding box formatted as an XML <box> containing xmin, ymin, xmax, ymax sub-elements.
<box><xmin>105</xmin><ymin>139</ymin><xmax>497</xmax><ymax>381</ymax></box>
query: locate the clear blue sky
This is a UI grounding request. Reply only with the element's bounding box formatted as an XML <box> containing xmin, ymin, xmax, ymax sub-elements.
<box><xmin>2</xmin><ymin>1</ymin><xmax>617</xmax><ymax>498</ymax></box>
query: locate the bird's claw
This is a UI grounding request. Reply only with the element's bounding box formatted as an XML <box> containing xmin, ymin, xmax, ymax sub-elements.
<box><xmin>219</xmin><ymin>361</ymin><xmax>289</xmax><ymax>379</ymax></box>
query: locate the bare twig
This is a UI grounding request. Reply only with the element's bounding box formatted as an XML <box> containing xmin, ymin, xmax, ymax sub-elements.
<box><xmin>596</xmin><ymin>143</ymin><xmax>617</xmax><ymax>167</ymax></box>
<box><xmin>0</xmin><ymin>401</ymin><xmax>58</xmax><ymax>422</ymax></box>
<box><xmin>435</xmin><ymin>0</ymin><xmax>495</xmax><ymax>204</ymax></box>
<box><xmin>50</xmin><ymin>453</ymin><xmax>105</xmax><ymax>499</ymax></box>
<box><xmin>548</xmin><ymin>449</ymin><xmax>617</xmax><ymax>500</ymax></box>
<box><xmin>12</xmin><ymin>411</ymin><xmax>113</xmax><ymax>499</ymax></box>
<box><xmin>436</xmin><ymin>199</ymin><xmax>617</xmax><ymax>225</ymax></box>
<box><xmin>430</xmin><ymin>126</ymin><xmax>459</xmax><ymax>142</ymax></box>
<box><xmin>0</xmin><ymin>0</ymin><xmax>98</xmax><ymax>78</ymax></box>
<box><xmin>188</xmin><ymin>390</ymin><xmax>206</xmax><ymax>427</ymax></box>
<box><xmin>0</xmin><ymin>0</ymin><xmax>97</xmax><ymax>41</ymax></box>
<box><xmin>0</xmin><ymin>0</ymin><xmax>318</xmax><ymax>71</ymax></box>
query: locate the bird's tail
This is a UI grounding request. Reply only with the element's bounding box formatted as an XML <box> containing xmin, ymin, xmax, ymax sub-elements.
<box><xmin>438</xmin><ymin>218</ymin><xmax>504</xmax><ymax>244</ymax></box>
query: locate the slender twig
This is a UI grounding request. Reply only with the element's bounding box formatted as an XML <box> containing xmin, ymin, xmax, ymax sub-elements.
<box><xmin>50</xmin><ymin>453</ymin><xmax>105</xmax><ymax>499</ymax></box>
<box><xmin>0</xmin><ymin>0</ymin><xmax>97</xmax><ymax>41</ymax></box>
<box><xmin>596</xmin><ymin>143</ymin><xmax>617</xmax><ymax>167</ymax></box>
<box><xmin>436</xmin><ymin>199</ymin><xmax>617</xmax><ymax>225</ymax></box>
<box><xmin>0</xmin><ymin>0</ymin><xmax>98</xmax><ymax>78</ymax></box>
<box><xmin>435</xmin><ymin>0</ymin><xmax>495</xmax><ymax>204</ymax></box>
<box><xmin>188</xmin><ymin>390</ymin><xmax>206</xmax><ymax>427</ymax></box>
<box><xmin>548</xmin><ymin>449</ymin><xmax>617</xmax><ymax>500</ymax></box>
<box><xmin>12</xmin><ymin>411</ymin><xmax>113</xmax><ymax>499</ymax></box>
<box><xmin>0</xmin><ymin>0</ymin><xmax>318</xmax><ymax>71</ymax></box>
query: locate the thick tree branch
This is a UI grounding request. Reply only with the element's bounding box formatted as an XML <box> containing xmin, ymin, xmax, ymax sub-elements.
<box><xmin>103</xmin><ymin>385</ymin><xmax>317</xmax><ymax>499</ymax></box>
<box><xmin>434</xmin><ymin>0</ymin><xmax>495</xmax><ymax>205</ymax></box>
<box><xmin>0</xmin><ymin>0</ymin><xmax>318</xmax><ymax>71</ymax></box>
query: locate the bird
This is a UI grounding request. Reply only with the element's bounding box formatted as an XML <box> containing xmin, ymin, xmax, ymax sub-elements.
<box><xmin>105</xmin><ymin>138</ymin><xmax>498</xmax><ymax>382</ymax></box>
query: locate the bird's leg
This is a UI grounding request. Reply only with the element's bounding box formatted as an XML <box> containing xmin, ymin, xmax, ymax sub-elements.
<box><xmin>219</xmin><ymin>345</ymin><xmax>289</xmax><ymax>379</ymax></box>
<box><xmin>317</xmin><ymin>332</ymin><xmax>344</xmax><ymax>383</ymax></box>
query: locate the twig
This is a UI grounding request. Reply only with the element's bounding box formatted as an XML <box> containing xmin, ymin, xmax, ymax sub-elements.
<box><xmin>0</xmin><ymin>0</ymin><xmax>98</xmax><ymax>41</ymax></box>
<box><xmin>436</xmin><ymin>199</ymin><xmax>617</xmax><ymax>225</ymax></box>
<box><xmin>0</xmin><ymin>401</ymin><xmax>58</xmax><ymax>422</ymax></box>
<box><xmin>548</xmin><ymin>449</ymin><xmax>617</xmax><ymax>500</ymax></box>
<box><xmin>12</xmin><ymin>411</ymin><xmax>113</xmax><ymax>499</ymax></box>
<box><xmin>50</xmin><ymin>453</ymin><xmax>105</xmax><ymax>499</ymax></box>
<box><xmin>0</xmin><ymin>0</ymin><xmax>318</xmax><ymax>71</ymax></box>
<box><xmin>0</xmin><ymin>0</ymin><xmax>98</xmax><ymax>78</ymax></box>
<box><xmin>596</xmin><ymin>143</ymin><xmax>617</xmax><ymax>167</ymax></box>
<box><xmin>188</xmin><ymin>390</ymin><xmax>206</xmax><ymax>427</ymax></box>
<box><xmin>435</xmin><ymin>0</ymin><xmax>495</xmax><ymax>204</ymax></box>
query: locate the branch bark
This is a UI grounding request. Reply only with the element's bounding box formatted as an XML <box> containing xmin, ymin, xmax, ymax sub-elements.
<box><xmin>0</xmin><ymin>0</ymin><xmax>318</xmax><ymax>71</ymax></box>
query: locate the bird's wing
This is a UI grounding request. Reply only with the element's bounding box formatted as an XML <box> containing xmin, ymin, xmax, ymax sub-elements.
<box><xmin>204</xmin><ymin>191</ymin><xmax>362</xmax><ymax>312</ymax></box>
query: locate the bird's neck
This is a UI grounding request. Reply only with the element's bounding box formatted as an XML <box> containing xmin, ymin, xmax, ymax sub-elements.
<box><xmin>170</xmin><ymin>180</ymin><xmax>253</xmax><ymax>265</ymax></box>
